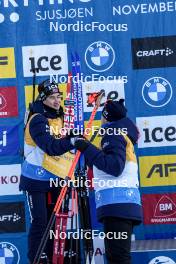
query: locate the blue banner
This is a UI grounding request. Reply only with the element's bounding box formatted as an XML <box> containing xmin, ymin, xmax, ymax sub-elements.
<box><xmin>1</xmin><ymin>0</ymin><xmax>176</xmax><ymax>262</ymax></box>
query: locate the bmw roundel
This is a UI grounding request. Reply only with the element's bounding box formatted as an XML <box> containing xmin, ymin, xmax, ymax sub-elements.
<box><xmin>85</xmin><ymin>41</ymin><xmax>115</xmax><ymax>72</ymax></box>
<box><xmin>0</xmin><ymin>242</ymin><xmax>20</xmax><ymax>264</ymax></box>
<box><xmin>142</xmin><ymin>77</ymin><xmax>172</xmax><ymax>107</ymax></box>
<box><xmin>149</xmin><ymin>256</ymin><xmax>176</xmax><ymax>264</ymax></box>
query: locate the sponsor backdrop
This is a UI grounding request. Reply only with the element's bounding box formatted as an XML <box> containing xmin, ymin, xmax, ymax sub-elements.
<box><xmin>0</xmin><ymin>0</ymin><xmax>176</xmax><ymax>263</ymax></box>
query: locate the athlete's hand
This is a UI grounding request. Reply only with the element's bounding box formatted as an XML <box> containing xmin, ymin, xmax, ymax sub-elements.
<box><xmin>70</xmin><ymin>137</ymin><xmax>90</xmax><ymax>152</ymax></box>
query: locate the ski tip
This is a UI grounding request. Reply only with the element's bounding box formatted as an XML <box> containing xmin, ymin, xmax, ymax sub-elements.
<box><xmin>91</xmin><ymin>254</ymin><xmax>95</xmax><ymax>264</ymax></box>
<box><xmin>86</xmin><ymin>254</ymin><xmax>90</xmax><ymax>264</ymax></box>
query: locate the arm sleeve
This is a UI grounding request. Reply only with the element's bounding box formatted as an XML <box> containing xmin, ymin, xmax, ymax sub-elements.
<box><xmin>83</xmin><ymin>135</ymin><xmax>127</xmax><ymax>177</ymax></box>
<box><xmin>29</xmin><ymin>114</ymin><xmax>73</xmax><ymax>156</ymax></box>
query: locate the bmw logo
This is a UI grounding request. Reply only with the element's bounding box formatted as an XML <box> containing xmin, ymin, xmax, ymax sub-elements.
<box><xmin>149</xmin><ymin>256</ymin><xmax>175</xmax><ymax>264</ymax></box>
<box><xmin>85</xmin><ymin>41</ymin><xmax>115</xmax><ymax>72</ymax></box>
<box><xmin>142</xmin><ymin>77</ymin><xmax>172</xmax><ymax>107</ymax></box>
<box><xmin>0</xmin><ymin>242</ymin><xmax>20</xmax><ymax>264</ymax></box>
<box><xmin>36</xmin><ymin>168</ymin><xmax>46</xmax><ymax>177</ymax></box>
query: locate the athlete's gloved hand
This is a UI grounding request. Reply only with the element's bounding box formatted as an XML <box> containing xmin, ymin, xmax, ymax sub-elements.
<box><xmin>66</xmin><ymin>129</ymin><xmax>84</xmax><ymax>138</ymax></box>
<box><xmin>70</xmin><ymin>137</ymin><xmax>90</xmax><ymax>152</ymax></box>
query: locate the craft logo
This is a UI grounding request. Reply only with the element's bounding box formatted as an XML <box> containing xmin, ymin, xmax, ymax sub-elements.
<box><xmin>136</xmin><ymin>115</ymin><xmax>176</xmax><ymax>148</ymax></box>
<box><xmin>132</xmin><ymin>36</ymin><xmax>176</xmax><ymax>69</ymax></box>
<box><xmin>0</xmin><ymin>164</ymin><xmax>21</xmax><ymax>196</ymax></box>
<box><xmin>142</xmin><ymin>193</ymin><xmax>176</xmax><ymax>225</ymax></box>
<box><xmin>139</xmin><ymin>155</ymin><xmax>176</xmax><ymax>187</ymax></box>
<box><xmin>0</xmin><ymin>242</ymin><xmax>20</xmax><ymax>264</ymax></box>
<box><xmin>149</xmin><ymin>256</ymin><xmax>176</xmax><ymax>264</ymax></box>
<box><xmin>22</xmin><ymin>44</ymin><xmax>68</xmax><ymax>77</ymax></box>
<box><xmin>85</xmin><ymin>41</ymin><xmax>115</xmax><ymax>72</ymax></box>
<box><xmin>142</xmin><ymin>77</ymin><xmax>172</xmax><ymax>107</ymax></box>
<box><xmin>0</xmin><ymin>126</ymin><xmax>19</xmax><ymax>155</ymax></box>
<box><xmin>0</xmin><ymin>48</ymin><xmax>16</xmax><ymax>78</ymax></box>
<box><xmin>0</xmin><ymin>213</ymin><xmax>21</xmax><ymax>222</ymax></box>
<box><xmin>0</xmin><ymin>87</ymin><xmax>18</xmax><ymax>117</ymax></box>
<box><xmin>0</xmin><ymin>202</ymin><xmax>26</xmax><ymax>233</ymax></box>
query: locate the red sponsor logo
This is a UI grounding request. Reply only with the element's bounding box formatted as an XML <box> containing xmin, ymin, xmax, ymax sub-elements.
<box><xmin>0</xmin><ymin>87</ymin><xmax>18</xmax><ymax>117</ymax></box>
<box><xmin>142</xmin><ymin>193</ymin><xmax>176</xmax><ymax>224</ymax></box>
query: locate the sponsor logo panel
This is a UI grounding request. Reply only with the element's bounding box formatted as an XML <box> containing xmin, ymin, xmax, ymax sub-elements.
<box><xmin>82</xmin><ymin>80</ymin><xmax>125</xmax><ymax>113</ymax></box>
<box><xmin>0</xmin><ymin>126</ymin><xmax>20</xmax><ymax>155</ymax></box>
<box><xmin>136</xmin><ymin>115</ymin><xmax>176</xmax><ymax>148</ymax></box>
<box><xmin>149</xmin><ymin>256</ymin><xmax>176</xmax><ymax>264</ymax></box>
<box><xmin>85</xmin><ymin>41</ymin><xmax>115</xmax><ymax>72</ymax></box>
<box><xmin>132</xmin><ymin>36</ymin><xmax>176</xmax><ymax>69</ymax></box>
<box><xmin>139</xmin><ymin>155</ymin><xmax>176</xmax><ymax>187</ymax></box>
<box><xmin>0</xmin><ymin>48</ymin><xmax>16</xmax><ymax>78</ymax></box>
<box><xmin>0</xmin><ymin>164</ymin><xmax>22</xmax><ymax>196</ymax></box>
<box><xmin>0</xmin><ymin>202</ymin><xmax>26</xmax><ymax>233</ymax></box>
<box><xmin>0</xmin><ymin>87</ymin><xmax>18</xmax><ymax>117</ymax></box>
<box><xmin>142</xmin><ymin>193</ymin><xmax>176</xmax><ymax>225</ymax></box>
<box><xmin>0</xmin><ymin>242</ymin><xmax>20</xmax><ymax>264</ymax></box>
<box><xmin>142</xmin><ymin>77</ymin><xmax>172</xmax><ymax>108</ymax></box>
<box><xmin>22</xmin><ymin>44</ymin><xmax>68</xmax><ymax>77</ymax></box>
<box><xmin>0</xmin><ymin>0</ymin><xmax>91</xmax><ymax>8</ymax></box>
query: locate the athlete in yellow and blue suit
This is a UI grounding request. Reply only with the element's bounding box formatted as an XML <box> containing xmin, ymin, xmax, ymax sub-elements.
<box><xmin>71</xmin><ymin>99</ymin><xmax>142</xmax><ymax>264</ymax></box>
<box><xmin>20</xmin><ymin>79</ymin><xmax>73</xmax><ymax>264</ymax></box>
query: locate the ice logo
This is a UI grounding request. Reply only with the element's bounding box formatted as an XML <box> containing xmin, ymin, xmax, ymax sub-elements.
<box><xmin>149</xmin><ymin>256</ymin><xmax>176</xmax><ymax>264</ymax></box>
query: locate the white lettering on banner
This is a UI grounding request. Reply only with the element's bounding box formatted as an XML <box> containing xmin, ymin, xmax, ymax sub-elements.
<box><xmin>0</xmin><ymin>131</ymin><xmax>7</xmax><ymax>147</ymax></box>
<box><xmin>36</xmin><ymin>8</ymin><xmax>93</xmax><ymax>20</ymax></box>
<box><xmin>159</xmin><ymin>203</ymin><xmax>172</xmax><ymax>211</ymax></box>
<box><xmin>136</xmin><ymin>115</ymin><xmax>176</xmax><ymax>148</ymax></box>
<box><xmin>1</xmin><ymin>0</ymin><xmax>91</xmax><ymax>7</ymax></box>
<box><xmin>113</xmin><ymin>2</ymin><xmax>176</xmax><ymax>16</ymax></box>
<box><xmin>22</xmin><ymin>44</ymin><xmax>68</xmax><ymax>77</ymax></box>
<box><xmin>0</xmin><ymin>164</ymin><xmax>22</xmax><ymax>196</ymax></box>
<box><xmin>137</xmin><ymin>48</ymin><xmax>173</xmax><ymax>57</ymax></box>
<box><xmin>0</xmin><ymin>214</ymin><xmax>21</xmax><ymax>222</ymax></box>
